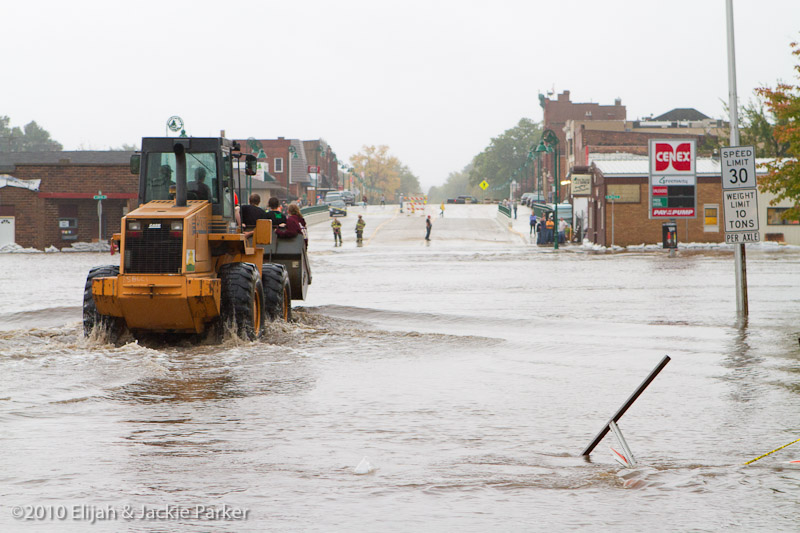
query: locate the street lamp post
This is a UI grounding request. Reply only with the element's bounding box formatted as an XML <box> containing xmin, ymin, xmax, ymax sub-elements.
<box><xmin>539</xmin><ymin>129</ymin><xmax>560</xmax><ymax>250</ymax></box>
<box><xmin>315</xmin><ymin>144</ymin><xmax>326</xmax><ymax>205</ymax></box>
<box><xmin>287</xmin><ymin>144</ymin><xmax>298</xmax><ymax>202</ymax></box>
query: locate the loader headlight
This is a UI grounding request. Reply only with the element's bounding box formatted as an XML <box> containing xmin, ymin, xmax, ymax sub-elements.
<box><xmin>127</xmin><ymin>220</ymin><xmax>142</xmax><ymax>238</ymax></box>
<box><xmin>170</xmin><ymin>220</ymin><xmax>183</xmax><ymax>239</ymax></box>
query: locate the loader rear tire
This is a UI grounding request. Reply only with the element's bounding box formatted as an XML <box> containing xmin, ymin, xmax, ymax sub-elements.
<box><xmin>219</xmin><ymin>262</ymin><xmax>264</xmax><ymax>340</ymax></box>
<box><xmin>262</xmin><ymin>263</ymin><xmax>292</xmax><ymax>322</ymax></box>
<box><xmin>83</xmin><ymin>265</ymin><xmax>124</xmax><ymax>343</ymax></box>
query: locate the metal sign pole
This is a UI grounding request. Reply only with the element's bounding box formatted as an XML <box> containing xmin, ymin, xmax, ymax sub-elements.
<box><xmin>581</xmin><ymin>355</ymin><xmax>671</xmax><ymax>457</ymax></box>
<box><xmin>97</xmin><ymin>199</ymin><xmax>102</xmax><ymax>242</ymax></box>
<box><xmin>726</xmin><ymin>0</ymin><xmax>748</xmax><ymax>317</ymax></box>
<box><xmin>611</xmin><ymin>198</ymin><xmax>615</xmax><ymax>247</ymax></box>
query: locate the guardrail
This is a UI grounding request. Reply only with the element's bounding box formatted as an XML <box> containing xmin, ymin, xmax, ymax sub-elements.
<box><xmin>301</xmin><ymin>204</ymin><xmax>331</xmax><ymax>226</ymax></box>
<box><xmin>497</xmin><ymin>204</ymin><xmax>512</xmax><ymax>228</ymax></box>
<box><xmin>301</xmin><ymin>205</ymin><xmax>329</xmax><ymax>216</ymax></box>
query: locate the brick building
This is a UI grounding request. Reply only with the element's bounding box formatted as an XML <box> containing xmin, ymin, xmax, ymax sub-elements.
<box><xmin>0</xmin><ymin>152</ymin><xmax>137</xmax><ymax>249</ymax></box>
<box><xmin>583</xmin><ymin>153</ymin><xmax>727</xmax><ymax>247</ymax></box>
<box><xmin>235</xmin><ymin>138</ymin><xmax>313</xmax><ymax>203</ymax></box>
<box><xmin>302</xmin><ymin>139</ymin><xmax>340</xmax><ymax>199</ymax></box>
<box><xmin>564</xmin><ymin>108</ymin><xmax>725</xmax><ymax>170</ymax></box>
<box><xmin>236</xmin><ymin>138</ymin><xmax>340</xmax><ymax>205</ymax></box>
<box><xmin>539</xmin><ymin>90</ymin><xmax>627</xmax><ymax>201</ymax></box>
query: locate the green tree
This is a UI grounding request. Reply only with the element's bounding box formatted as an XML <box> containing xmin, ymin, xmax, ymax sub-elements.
<box><xmin>427</xmin><ymin>163</ymin><xmax>481</xmax><ymax>203</ymax></box>
<box><xmin>718</xmin><ymin>96</ymin><xmax>791</xmax><ymax>158</ymax></box>
<box><xmin>395</xmin><ymin>164</ymin><xmax>422</xmax><ymax>197</ymax></box>
<box><xmin>756</xmin><ymin>40</ymin><xmax>800</xmax><ymax>219</ymax></box>
<box><xmin>0</xmin><ymin>116</ymin><xmax>62</xmax><ymax>151</ymax></box>
<box><xmin>468</xmin><ymin>117</ymin><xmax>542</xmax><ymax>191</ymax></box>
<box><xmin>740</xmin><ymin>97</ymin><xmax>790</xmax><ymax>158</ymax></box>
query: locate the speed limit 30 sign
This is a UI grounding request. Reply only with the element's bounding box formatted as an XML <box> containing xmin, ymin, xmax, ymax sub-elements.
<box><xmin>721</xmin><ymin>146</ymin><xmax>759</xmax><ymax>243</ymax></box>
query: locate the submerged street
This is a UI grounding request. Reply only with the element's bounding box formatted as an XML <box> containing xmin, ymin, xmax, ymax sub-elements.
<box><xmin>1</xmin><ymin>204</ymin><xmax>800</xmax><ymax>531</ymax></box>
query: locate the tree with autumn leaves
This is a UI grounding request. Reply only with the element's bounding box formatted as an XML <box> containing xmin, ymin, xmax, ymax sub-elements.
<box><xmin>757</xmin><ymin>40</ymin><xmax>800</xmax><ymax>219</ymax></box>
<box><xmin>349</xmin><ymin>145</ymin><xmax>421</xmax><ymax>200</ymax></box>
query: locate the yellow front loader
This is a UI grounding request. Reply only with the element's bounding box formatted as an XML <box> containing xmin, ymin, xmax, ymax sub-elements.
<box><xmin>82</xmin><ymin>137</ymin><xmax>310</xmax><ymax>342</ymax></box>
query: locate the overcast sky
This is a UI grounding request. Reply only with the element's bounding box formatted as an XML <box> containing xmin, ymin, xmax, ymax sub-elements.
<box><xmin>2</xmin><ymin>1</ymin><xmax>798</xmax><ymax>189</ymax></box>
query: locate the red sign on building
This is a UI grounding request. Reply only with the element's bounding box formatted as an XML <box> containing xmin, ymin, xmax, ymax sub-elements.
<box><xmin>649</xmin><ymin>139</ymin><xmax>697</xmax><ymax>219</ymax></box>
<box><xmin>650</xmin><ymin>140</ymin><xmax>695</xmax><ymax>175</ymax></box>
<box><xmin>308</xmin><ymin>165</ymin><xmax>320</xmax><ymax>173</ymax></box>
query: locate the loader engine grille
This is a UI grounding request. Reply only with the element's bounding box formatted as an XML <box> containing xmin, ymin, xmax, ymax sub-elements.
<box><xmin>124</xmin><ymin>220</ymin><xmax>183</xmax><ymax>273</ymax></box>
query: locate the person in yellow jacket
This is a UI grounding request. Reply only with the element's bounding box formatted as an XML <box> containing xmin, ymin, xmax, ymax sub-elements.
<box><xmin>331</xmin><ymin>218</ymin><xmax>342</xmax><ymax>246</ymax></box>
<box><xmin>440</xmin><ymin>202</ymin><xmax>445</xmax><ymax>217</ymax></box>
<box><xmin>545</xmin><ymin>216</ymin><xmax>555</xmax><ymax>244</ymax></box>
<box><xmin>355</xmin><ymin>215</ymin><xmax>366</xmax><ymax>243</ymax></box>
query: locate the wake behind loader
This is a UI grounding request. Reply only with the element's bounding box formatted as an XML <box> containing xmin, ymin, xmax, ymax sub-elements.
<box><xmin>83</xmin><ymin>137</ymin><xmax>311</xmax><ymax>342</ymax></box>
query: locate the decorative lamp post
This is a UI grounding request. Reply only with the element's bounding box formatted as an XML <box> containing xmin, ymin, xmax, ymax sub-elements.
<box><xmin>314</xmin><ymin>144</ymin><xmax>326</xmax><ymax>205</ymax></box>
<box><xmin>535</xmin><ymin>140</ymin><xmax>549</xmax><ymax>206</ymax></box>
<box><xmin>540</xmin><ymin>129</ymin><xmax>560</xmax><ymax>250</ymax></box>
<box><xmin>287</xmin><ymin>145</ymin><xmax>298</xmax><ymax>202</ymax></box>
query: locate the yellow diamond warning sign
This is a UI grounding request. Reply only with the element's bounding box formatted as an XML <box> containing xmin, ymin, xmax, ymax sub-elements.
<box><xmin>479</xmin><ymin>180</ymin><xmax>489</xmax><ymax>191</ymax></box>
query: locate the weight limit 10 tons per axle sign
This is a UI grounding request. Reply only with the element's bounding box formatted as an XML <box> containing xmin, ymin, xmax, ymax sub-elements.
<box><xmin>721</xmin><ymin>146</ymin><xmax>760</xmax><ymax>244</ymax></box>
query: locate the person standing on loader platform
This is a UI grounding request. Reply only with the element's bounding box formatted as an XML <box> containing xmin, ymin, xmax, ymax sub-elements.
<box><xmin>264</xmin><ymin>197</ymin><xmax>287</xmax><ymax>228</ymax></box>
<box><xmin>529</xmin><ymin>212</ymin><xmax>537</xmax><ymax>236</ymax></box>
<box><xmin>355</xmin><ymin>215</ymin><xmax>366</xmax><ymax>243</ymax></box>
<box><xmin>425</xmin><ymin>215</ymin><xmax>432</xmax><ymax>241</ymax></box>
<box><xmin>276</xmin><ymin>203</ymin><xmax>305</xmax><ymax>241</ymax></box>
<box><xmin>239</xmin><ymin>193</ymin><xmax>269</xmax><ymax>232</ymax></box>
<box><xmin>331</xmin><ymin>218</ymin><xmax>342</xmax><ymax>246</ymax></box>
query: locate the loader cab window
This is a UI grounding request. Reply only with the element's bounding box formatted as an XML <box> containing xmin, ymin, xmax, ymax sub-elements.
<box><xmin>144</xmin><ymin>156</ymin><xmax>176</xmax><ymax>202</ymax></box>
<box><xmin>143</xmin><ymin>152</ymin><xmax>218</xmax><ymax>204</ymax></box>
<box><xmin>187</xmin><ymin>153</ymin><xmax>217</xmax><ymax>203</ymax></box>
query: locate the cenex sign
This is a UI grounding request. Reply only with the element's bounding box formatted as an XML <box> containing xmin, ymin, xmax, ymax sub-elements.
<box><xmin>648</xmin><ymin>139</ymin><xmax>697</xmax><ymax>219</ymax></box>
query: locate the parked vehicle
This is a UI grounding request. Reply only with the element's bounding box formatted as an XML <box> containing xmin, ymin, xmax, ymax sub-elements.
<box><xmin>522</xmin><ymin>193</ymin><xmax>546</xmax><ymax>206</ymax></box>
<box><xmin>323</xmin><ymin>192</ymin><xmax>342</xmax><ymax>205</ymax></box>
<box><xmin>454</xmin><ymin>195</ymin><xmax>478</xmax><ymax>204</ymax></box>
<box><xmin>339</xmin><ymin>190</ymin><xmax>356</xmax><ymax>205</ymax></box>
<box><xmin>329</xmin><ymin>199</ymin><xmax>347</xmax><ymax>217</ymax></box>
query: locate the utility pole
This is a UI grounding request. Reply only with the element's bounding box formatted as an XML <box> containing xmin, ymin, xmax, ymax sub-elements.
<box><xmin>726</xmin><ymin>0</ymin><xmax>748</xmax><ymax>317</ymax></box>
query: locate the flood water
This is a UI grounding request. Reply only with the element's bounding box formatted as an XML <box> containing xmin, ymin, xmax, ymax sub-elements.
<box><xmin>1</xmin><ymin>204</ymin><xmax>800</xmax><ymax>531</ymax></box>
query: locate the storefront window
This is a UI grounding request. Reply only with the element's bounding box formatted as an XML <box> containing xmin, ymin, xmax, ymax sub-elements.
<box><xmin>767</xmin><ymin>207</ymin><xmax>800</xmax><ymax>225</ymax></box>
<box><xmin>704</xmin><ymin>204</ymin><xmax>719</xmax><ymax>232</ymax></box>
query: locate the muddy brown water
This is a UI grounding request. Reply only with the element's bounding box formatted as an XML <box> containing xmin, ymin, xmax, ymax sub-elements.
<box><xmin>1</xmin><ymin>206</ymin><xmax>799</xmax><ymax>531</ymax></box>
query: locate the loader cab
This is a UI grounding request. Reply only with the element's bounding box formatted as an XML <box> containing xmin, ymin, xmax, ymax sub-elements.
<box><xmin>131</xmin><ymin>137</ymin><xmax>255</xmax><ymax>225</ymax></box>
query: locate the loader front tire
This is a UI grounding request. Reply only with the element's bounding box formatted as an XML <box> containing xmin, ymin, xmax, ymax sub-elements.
<box><xmin>83</xmin><ymin>265</ymin><xmax>124</xmax><ymax>343</ymax></box>
<box><xmin>219</xmin><ymin>262</ymin><xmax>264</xmax><ymax>340</ymax></box>
<box><xmin>262</xmin><ymin>263</ymin><xmax>292</xmax><ymax>322</ymax></box>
